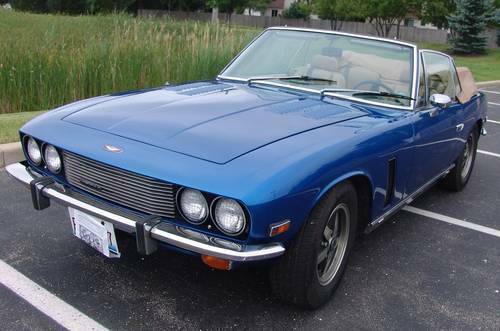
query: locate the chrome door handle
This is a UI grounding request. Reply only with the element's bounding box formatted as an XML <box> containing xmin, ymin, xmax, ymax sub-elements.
<box><xmin>456</xmin><ymin>123</ymin><xmax>464</xmax><ymax>132</ymax></box>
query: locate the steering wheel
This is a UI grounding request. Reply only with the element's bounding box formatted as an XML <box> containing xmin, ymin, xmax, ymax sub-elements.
<box><xmin>352</xmin><ymin>80</ymin><xmax>395</xmax><ymax>94</ymax></box>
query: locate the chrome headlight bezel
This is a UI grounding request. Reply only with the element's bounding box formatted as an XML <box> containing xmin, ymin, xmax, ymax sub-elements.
<box><xmin>211</xmin><ymin>197</ymin><xmax>247</xmax><ymax>236</ymax></box>
<box><xmin>24</xmin><ymin>136</ymin><xmax>42</xmax><ymax>165</ymax></box>
<box><xmin>42</xmin><ymin>144</ymin><xmax>62</xmax><ymax>174</ymax></box>
<box><xmin>177</xmin><ymin>188</ymin><xmax>209</xmax><ymax>225</ymax></box>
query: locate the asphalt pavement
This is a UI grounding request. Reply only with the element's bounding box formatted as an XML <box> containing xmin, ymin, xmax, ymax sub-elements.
<box><xmin>0</xmin><ymin>87</ymin><xmax>499</xmax><ymax>330</ymax></box>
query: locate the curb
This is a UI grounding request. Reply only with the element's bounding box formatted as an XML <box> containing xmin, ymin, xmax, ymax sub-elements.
<box><xmin>477</xmin><ymin>80</ymin><xmax>500</xmax><ymax>87</ymax></box>
<box><xmin>0</xmin><ymin>142</ymin><xmax>24</xmax><ymax>168</ymax></box>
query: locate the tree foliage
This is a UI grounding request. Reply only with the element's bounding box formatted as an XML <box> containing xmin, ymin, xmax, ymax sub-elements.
<box><xmin>11</xmin><ymin>0</ymin><xmax>135</xmax><ymax>13</ymax></box>
<box><xmin>156</xmin><ymin>0</ymin><xmax>205</xmax><ymax>11</ymax></box>
<box><xmin>207</xmin><ymin>0</ymin><xmax>246</xmax><ymax>14</ymax></box>
<box><xmin>361</xmin><ymin>0</ymin><xmax>421</xmax><ymax>37</ymax></box>
<box><xmin>314</xmin><ymin>0</ymin><xmax>362</xmax><ymax>29</ymax></box>
<box><xmin>420</xmin><ymin>0</ymin><xmax>455</xmax><ymax>29</ymax></box>
<box><xmin>448</xmin><ymin>0</ymin><xmax>495</xmax><ymax>54</ymax></box>
<box><xmin>10</xmin><ymin>0</ymin><xmax>47</xmax><ymax>12</ymax></box>
<box><xmin>247</xmin><ymin>0</ymin><xmax>271</xmax><ymax>13</ymax></box>
<box><xmin>282</xmin><ymin>1</ymin><xmax>312</xmax><ymax>19</ymax></box>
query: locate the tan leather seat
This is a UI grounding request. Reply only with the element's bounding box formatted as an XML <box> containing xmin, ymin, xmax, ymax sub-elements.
<box><xmin>345</xmin><ymin>66</ymin><xmax>380</xmax><ymax>90</ymax></box>
<box><xmin>309</xmin><ymin>55</ymin><xmax>346</xmax><ymax>88</ymax></box>
<box><xmin>340</xmin><ymin>51</ymin><xmax>411</xmax><ymax>93</ymax></box>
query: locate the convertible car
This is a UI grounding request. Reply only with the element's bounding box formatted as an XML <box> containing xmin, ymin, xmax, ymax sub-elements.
<box><xmin>7</xmin><ymin>27</ymin><xmax>487</xmax><ymax>309</ymax></box>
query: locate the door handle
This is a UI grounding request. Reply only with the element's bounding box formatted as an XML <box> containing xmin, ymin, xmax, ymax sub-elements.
<box><xmin>456</xmin><ymin>123</ymin><xmax>464</xmax><ymax>132</ymax></box>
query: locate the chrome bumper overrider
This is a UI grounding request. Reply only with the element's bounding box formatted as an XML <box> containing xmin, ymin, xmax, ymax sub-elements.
<box><xmin>5</xmin><ymin>162</ymin><xmax>285</xmax><ymax>262</ymax></box>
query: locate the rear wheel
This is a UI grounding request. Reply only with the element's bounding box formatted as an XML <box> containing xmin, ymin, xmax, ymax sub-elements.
<box><xmin>269</xmin><ymin>181</ymin><xmax>358</xmax><ymax>309</ymax></box>
<box><xmin>441</xmin><ymin>127</ymin><xmax>478</xmax><ymax>191</ymax></box>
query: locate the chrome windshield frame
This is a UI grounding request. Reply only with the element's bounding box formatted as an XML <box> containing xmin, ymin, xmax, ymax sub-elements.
<box><xmin>217</xmin><ymin>27</ymin><xmax>419</xmax><ymax>111</ymax></box>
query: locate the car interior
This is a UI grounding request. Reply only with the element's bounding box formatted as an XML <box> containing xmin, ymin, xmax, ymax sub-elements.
<box><xmin>295</xmin><ymin>45</ymin><xmax>412</xmax><ymax>96</ymax></box>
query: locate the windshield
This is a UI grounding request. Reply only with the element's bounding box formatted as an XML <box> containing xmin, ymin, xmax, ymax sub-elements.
<box><xmin>220</xmin><ymin>29</ymin><xmax>416</xmax><ymax>107</ymax></box>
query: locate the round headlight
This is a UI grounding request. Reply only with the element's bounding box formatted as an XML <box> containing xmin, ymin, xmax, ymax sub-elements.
<box><xmin>26</xmin><ymin>137</ymin><xmax>42</xmax><ymax>165</ymax></box>
<box><xmin>213</xmin><ymin>198</ymin><xmax>246</xmax><ymax>235</ymax></box>
<box><xmin>44</xmin><ymin>145</ymin><xmax>62</xmax><ymax>173</ymax></box>
<box><xmin>179</xmin><ymin>189</ymin><xmax>208</xmax><ymax>224</ymax></box>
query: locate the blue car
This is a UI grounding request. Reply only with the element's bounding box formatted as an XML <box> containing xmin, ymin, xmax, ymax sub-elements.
<box><xmin>7</xmin><ymin>27</ymin><xmax>487</xmax><ymax>308</ymax></box>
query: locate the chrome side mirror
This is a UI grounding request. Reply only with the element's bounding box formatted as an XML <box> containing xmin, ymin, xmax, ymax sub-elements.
<box><xmin>429</xmin><ymin>94</ymin><xmax>452</xmax><ymax>108</ymax></box>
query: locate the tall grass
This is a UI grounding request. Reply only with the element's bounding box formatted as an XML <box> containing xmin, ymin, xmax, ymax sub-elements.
<box><xmin>0</xmin><ymin>10</ymin><xmax>259</xmax><ymax>114</ymax></box>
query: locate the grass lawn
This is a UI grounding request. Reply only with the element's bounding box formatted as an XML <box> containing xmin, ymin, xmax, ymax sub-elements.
<box><xmin>0</xmin><ymin>111</ymin><xmax>46</xmax><ymax>144</ymax></box>
<box><xmin>419</xmin><ymin>43</ymin><xmax>500</xmax><ymax>82</ymax></box>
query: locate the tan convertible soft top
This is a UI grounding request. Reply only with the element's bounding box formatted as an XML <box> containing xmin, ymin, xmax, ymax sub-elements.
<box><xmin>457</xmin><ymin>67</ymin><xmax>478</xmax><ymax>104</ymax></box>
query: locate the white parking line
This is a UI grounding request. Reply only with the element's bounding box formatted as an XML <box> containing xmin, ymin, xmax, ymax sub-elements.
<box><xmin>481</xmin><ymin>90</ymin><xmax>500</xmax><ymax>95</ymax></box>
<box><xmin>488</xmin><ymin>119</ymin><xmax>500</xmax><ymax>124</ymax></box>
<box><xmin>0</xmin><ymin>259</ymin><xmax>108</xmax><ymax>330</ymax></box>
<box><xmin>403</xmin><ymin>206</ymin><xmax>500</xmax><ymax>238</ymax></box>
<box><xmin>489</xmin><ymin>102</ymin><xmax>500</xmax><ymax>107</ymax></box>
<box><xmin>478</xmin><ymin>150</ymin><xmax>500</xmax><ymax>158</ymax></box>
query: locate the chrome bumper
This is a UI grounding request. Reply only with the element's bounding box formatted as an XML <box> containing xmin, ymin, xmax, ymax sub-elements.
<box><xmin>5</xmin><ymin>162</ymin><xmax>285</xmax><ymax>262</ymax></box>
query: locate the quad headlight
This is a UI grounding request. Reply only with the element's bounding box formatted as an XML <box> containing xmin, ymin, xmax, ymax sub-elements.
<box><xmin>43</xmin><ymin>144</ymin><xmax>62</xmax><ymax>173</ymax></box>
<box><xmin>213</xmin><ymin>198</ymin><xmax>246</xmax><ymax>235</ymax></box>
<box><xmin>26</xmin><ymin>137</ymin><xmax>42</xmax><ymax>165</ymax></box>
<box><xmin>179</xmin><ymin>188</ymin><xmax>208</xmax><ymax>224</ymax></box>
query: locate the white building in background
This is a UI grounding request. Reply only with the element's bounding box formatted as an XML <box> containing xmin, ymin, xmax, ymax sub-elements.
<box><xmin>244</xmin><ymin>0</ymin><xmax>296</xmax><ymax>17</ymax></box>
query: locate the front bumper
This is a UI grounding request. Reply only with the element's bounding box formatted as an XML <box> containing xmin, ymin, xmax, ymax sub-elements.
<box><xmin>5</xmin><ymin>162</ymin><xmax>285</xmax><ymax>262</ymax></box>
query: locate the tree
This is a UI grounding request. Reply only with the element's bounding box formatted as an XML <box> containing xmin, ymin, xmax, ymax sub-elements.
<box><xmin>420</xmin><ymin>0</ymin><xmax>455</xmax><ymax>29</ymax></box>
<box><xmin>362</xmin><ymin>0</ymin><xmax>421</xmax><ymax>38</ymax></box>
<box><xmin>448</xmin><ymin>0</ymin><xmax>495</xmax><ymax>54</ymax></box>
<box><xmin>282</xmin><ymin>1</ymin><xmax>312</xmax><ymax>20</ymax></box>
<box><xmin>46</xmin><ymin>0</ymin><xmax>87</xmax><ymax>14</ymax></box>
<box><xmin>248</xmin><ymin>0</ymin><xmax>271</xmax><ymax>14</ymax></box>
<box><xmin>157</xmin><ymin>0</ymin><xmax>205</xmax><ymax>11</ymax></box>
<box><xmin>314</xmin><ymin>0</ymin><xmax>361</xmax><ymax>30</ymax></box>
<box><xmin>10</xmin><ymin>0</ymin><xmax>47</xmax><ymax>12</ymax></box>
<box><xmin>208</xmin><ymin>0</ymin><xmax>247</xmax><ymax>21</ymax></box>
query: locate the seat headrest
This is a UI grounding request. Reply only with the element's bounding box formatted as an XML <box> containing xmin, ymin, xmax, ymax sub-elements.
<box><xmin>322</xmin><ymin>46</ymin><xmax>343</xmax><ymax>58</ymax></box>
<box><xmin>312</xmin><ymin>55</ymin><xmax>339</xmax><ymax>71</ymax></box>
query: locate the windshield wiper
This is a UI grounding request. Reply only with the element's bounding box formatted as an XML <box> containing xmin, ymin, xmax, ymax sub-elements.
<box><xmin>247</xmin><ymin>75</ymin><xmax>302</xmax><ymax>84</ymax></box>
<box><xmin>352</xmin><ymin>91</ymin><xmax>415</xmax><ymax>101</ymax></box>
<box><xmin>247</xmin><ymin>75</ymin><xmax>338</xmax><ymax>85</ymax></box>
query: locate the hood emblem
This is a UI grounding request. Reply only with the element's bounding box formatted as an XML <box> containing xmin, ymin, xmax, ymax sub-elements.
<box><xmin>104</xmin><ymin>144</ymin><xmax>123</xmax><ymax>153</ymax></box>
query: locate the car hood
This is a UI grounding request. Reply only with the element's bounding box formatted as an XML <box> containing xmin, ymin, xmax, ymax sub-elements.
<box><xmin>62</xmin><ymin>81</ymin><xmax>367</xmax><ymax>164</ymax></box>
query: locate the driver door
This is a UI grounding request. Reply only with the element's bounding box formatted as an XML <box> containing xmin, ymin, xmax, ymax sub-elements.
<box><xmin>408</xmin><ymin>51</ymin><xmax>464</xmax><ymax>193</ymax></box>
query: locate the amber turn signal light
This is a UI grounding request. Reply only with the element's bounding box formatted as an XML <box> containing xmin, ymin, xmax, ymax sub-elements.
<box><xmin>201</xmin><ymin>255</ymin><xmax>231</xmax><ymax>270</ymax></box>
<box><xmin>269</xmin><ymin>220</ymin><xmax>291</xmax><ymax>237</ymax></box>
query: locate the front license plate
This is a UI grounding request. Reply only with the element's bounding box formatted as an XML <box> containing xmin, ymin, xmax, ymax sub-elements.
<box><xmin>68</xmin><ymin>208</ymin><xmax>121</xmax><ymax>258</ymax></box>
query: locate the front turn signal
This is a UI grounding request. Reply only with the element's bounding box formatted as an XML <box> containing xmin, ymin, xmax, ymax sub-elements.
<box><xmin>201</xmin><ymin>255</ymin><xmax>231</xmax><ymax>270</ymax></box>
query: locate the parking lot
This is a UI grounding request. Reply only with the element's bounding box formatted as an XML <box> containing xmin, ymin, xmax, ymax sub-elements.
<box><xmin>0</xmin><ymin>87</ymin><xmax>499</xmax><ymax>330</ymax></box>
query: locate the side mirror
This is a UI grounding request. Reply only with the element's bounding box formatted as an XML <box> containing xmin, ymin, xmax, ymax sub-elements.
<box><xmin>429</xmin><ymin>94</ymin><xmax>452</xmax><ymax>108</ymax></box>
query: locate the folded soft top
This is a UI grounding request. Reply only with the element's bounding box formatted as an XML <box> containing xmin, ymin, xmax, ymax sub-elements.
<box><xmin>457</xmin><ymin>67</ymin><xmax>478</xmax><ymax>104</ymax></box>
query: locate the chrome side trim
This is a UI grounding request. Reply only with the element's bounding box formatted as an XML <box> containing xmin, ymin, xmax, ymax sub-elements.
<box><xmin>365</xmin><ymin>164</ymin><xmax>455</xmax><ymax>233</ymax></box>
<box><xmin>5</xmin><ymin>162</ymin><xmax>285</xmax><ymax>262</ymax></box>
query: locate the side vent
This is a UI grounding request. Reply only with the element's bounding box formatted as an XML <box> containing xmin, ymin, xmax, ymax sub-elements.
<box><xmin>385</xmin><ymin>158</ymin><xmax>396</xmax><ymax>206</ymax></box>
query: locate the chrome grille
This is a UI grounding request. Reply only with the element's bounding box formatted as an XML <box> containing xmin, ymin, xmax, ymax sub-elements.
<box><xmin>63</xmin><ymin>151</ymin><xmax>176</xmax><ymax>218</ymax></box>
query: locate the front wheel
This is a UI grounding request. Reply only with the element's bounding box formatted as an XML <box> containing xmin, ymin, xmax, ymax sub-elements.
<box><xmin>441</xmin><ymin>126</ymin><xmax>479</xmax><ymax>191</ymax></box>
<box><xmin>269</xmin><ymin>181</ymin><xmax>358</xmax><ymax>309</ymax></box>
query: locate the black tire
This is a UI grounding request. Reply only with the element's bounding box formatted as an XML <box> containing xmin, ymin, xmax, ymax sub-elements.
<box><xmin>441</xmin><ymin>126</ymin><xmax>479</xmax><ymax>191</ymax></box>
<box><xmin>269</xmin><ymin>181</ymin><xmax>358</xmax><ymax>309</ymax></box>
